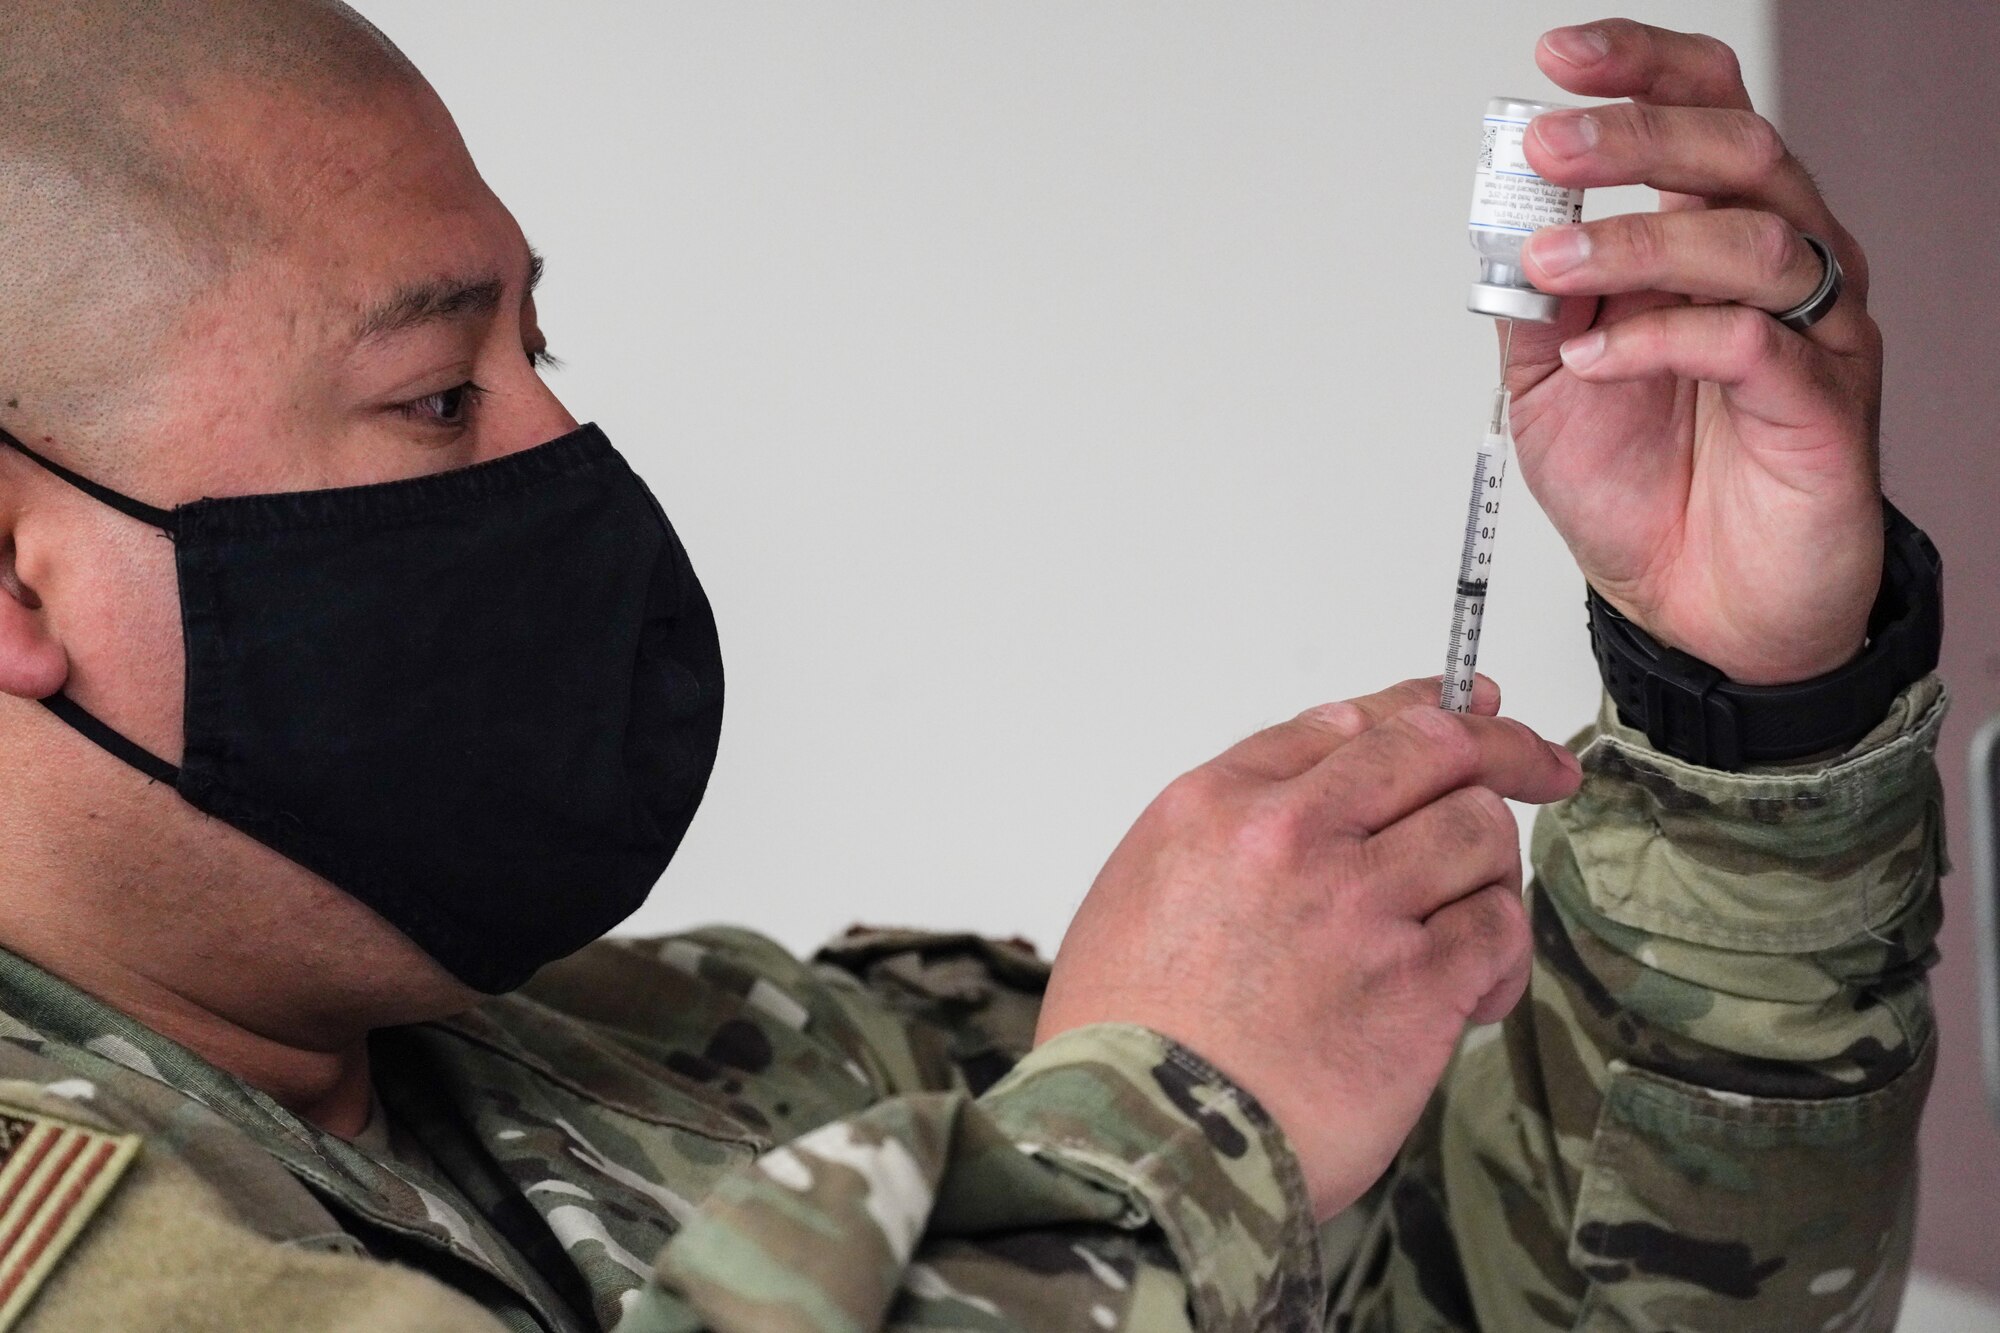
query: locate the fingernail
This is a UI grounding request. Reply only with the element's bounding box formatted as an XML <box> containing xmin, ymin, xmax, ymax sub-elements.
<box><xmin>1553</xmin><ymin>744</ymin><xmax>1583</xmax><ymax>776</ymax></box>
<box><xmin>1544</xmin><ymin>25</ymin><xmax>1611</xmax><ymax>67</ymax></box>
<box><xmin>1530</xmin><ymin>224</ymin><xmax>1592</xmax><ymax>276</ymax></box>
<box><xmin>1533</xmin><ymin>110</ymin><xmax>1600</xmax><ymax>159</ymax></box>
<box><xmin>1560</xmin><ymin>330</ymin><xmax>1606</xmax><ymax>370</ymax></box>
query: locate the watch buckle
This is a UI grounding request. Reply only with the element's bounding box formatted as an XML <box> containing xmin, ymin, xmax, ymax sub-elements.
<box><xmin>1640</xmin><ymin>658</ymin><xmax>1744</xmax><ymax>771</ymax></box>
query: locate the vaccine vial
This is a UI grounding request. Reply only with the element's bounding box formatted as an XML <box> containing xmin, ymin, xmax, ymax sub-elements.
<box><xmin>1468</xmin><ymin>96</ymin><xmax>1584</xmax><ymax>322</ymax></box>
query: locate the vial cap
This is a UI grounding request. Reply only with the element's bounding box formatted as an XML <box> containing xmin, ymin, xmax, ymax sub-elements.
<box><xmin>1468</xmin><ymin>282</ymin><xmax>1561</xmax><ymax>323</ymax></box>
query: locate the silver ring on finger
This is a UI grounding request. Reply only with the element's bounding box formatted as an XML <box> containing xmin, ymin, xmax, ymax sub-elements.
<box><xmin>1769</xmin><ymin>234</ymin><xmax>1844</xmax><ymax>334</ymax></box>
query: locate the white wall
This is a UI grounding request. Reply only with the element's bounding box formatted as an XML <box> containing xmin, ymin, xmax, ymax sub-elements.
<box><xmin>352</xmin><ymin>2</ymin><xmax>1774</xmax><ymax>957</ymax></box>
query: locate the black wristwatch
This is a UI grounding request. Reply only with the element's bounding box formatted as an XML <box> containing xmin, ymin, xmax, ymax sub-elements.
<box><xmin>1586</xmin><ymin>502</ymin><xmax>1941</xmax><ymax>771</ymax></box>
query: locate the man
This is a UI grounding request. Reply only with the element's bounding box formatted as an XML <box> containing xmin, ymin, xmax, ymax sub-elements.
<box><xmin>0</xmin><ymin>3</ymin><xmax>1942</xmax><ymax>1331</ymax></box>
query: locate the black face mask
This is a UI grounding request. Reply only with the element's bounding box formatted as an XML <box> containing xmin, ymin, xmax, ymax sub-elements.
<box><xmin>0</xmin><ymin>424</ymin><xmax>723</xmax><ymax>994</ymax></box>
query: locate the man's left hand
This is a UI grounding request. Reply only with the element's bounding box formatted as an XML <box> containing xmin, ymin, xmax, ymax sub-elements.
<box><xmin>1508</xmin><ymin>18</ymin><xmax>1883</xmax><ymax>686</ymax></box>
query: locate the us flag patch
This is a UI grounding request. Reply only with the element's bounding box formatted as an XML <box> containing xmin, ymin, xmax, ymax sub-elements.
<box><xmin>0</xmin><ymin>1109</ymin><xmax>139</xmax><ymax>1331</ymax></box>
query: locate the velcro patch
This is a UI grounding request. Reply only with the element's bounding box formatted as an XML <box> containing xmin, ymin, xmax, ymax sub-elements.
<box><xmin>0</xmin><ymin>1109</ymin><xmax>139</xmax><ymax>1332</ymax></box>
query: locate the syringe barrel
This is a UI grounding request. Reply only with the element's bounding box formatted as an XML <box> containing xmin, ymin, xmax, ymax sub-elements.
<box><xmin>1441</xmin><ymin>588</ymin><xmax>1487</xmax><ymax>712</ymax></box>
<box><xmin>1440</xmin><ymin>395</ymin><xmax>1511</xmax><ymax>713</ymax></box>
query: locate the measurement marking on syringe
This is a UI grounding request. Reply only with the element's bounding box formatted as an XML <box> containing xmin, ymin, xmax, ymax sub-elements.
<box><xmin>1440</xmin><ymin>383</ymin><xmax>1511</xmax><ymax>712</ymax></box>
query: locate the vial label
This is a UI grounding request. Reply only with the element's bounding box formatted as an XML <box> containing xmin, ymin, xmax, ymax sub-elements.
<box><xmin>1469</xmin><ymin>117</ymin><xmax>1583</xmax><ymax>235</ymax></box>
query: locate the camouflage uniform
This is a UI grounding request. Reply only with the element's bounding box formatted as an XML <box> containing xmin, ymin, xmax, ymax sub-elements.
<box><xmin>0</xmin><ymin>678</ymin><xmax>1946</xmax><ymax>1332</ymax></box>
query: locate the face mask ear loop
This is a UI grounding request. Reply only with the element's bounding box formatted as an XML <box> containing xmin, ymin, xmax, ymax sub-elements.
<box><xmin>38</xmin><ymin>693</ymin><xmax>181</xmax><ymax>785</ymax></box>
<box><xmin>0</xmin><ymin>426</ymin><xmax>184</xmax><ymax>783</ymax></box>
<box><xmin>0</xmin><ymin>428</ymin><xmax>178</xmax><ymax>536</ymax></box>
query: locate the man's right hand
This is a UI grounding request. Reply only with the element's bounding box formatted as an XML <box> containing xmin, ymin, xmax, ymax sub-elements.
<box><xmin>1035</xmin><ymin>677</ymin><xmax>1583</xmax><ymax>1220</ymax></box>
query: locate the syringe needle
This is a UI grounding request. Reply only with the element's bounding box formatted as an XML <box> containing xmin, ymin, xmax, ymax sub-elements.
<box><xmin>1486</xmin><ymin>319</ymin><xmax>1514</xmax><ymax>438</ymax></box>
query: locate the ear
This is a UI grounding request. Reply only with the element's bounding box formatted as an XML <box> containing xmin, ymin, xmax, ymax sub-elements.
<box><xmin>0</xmin><ymin>518</ymin><xmax>69</xmax><ymax>700</ymax></box>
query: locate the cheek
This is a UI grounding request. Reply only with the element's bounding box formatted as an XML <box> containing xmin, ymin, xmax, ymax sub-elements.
<box><xmin>52</xmin><ymin>508</ymin><xmax>186</xmax><ymax>764</ymax></box>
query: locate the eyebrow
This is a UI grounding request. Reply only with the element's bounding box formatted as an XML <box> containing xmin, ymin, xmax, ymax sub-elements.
<box><xmin>353</xmin><ymin>247</ymin><xmax>545</xmax><ymax>344</ymax></box>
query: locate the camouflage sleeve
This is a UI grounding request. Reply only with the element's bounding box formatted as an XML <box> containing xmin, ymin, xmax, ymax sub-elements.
<box><xmin>1334</xmin><ymin>676</ymin><xmax>1948</xmax><ymax>1333</ymax></box>
<box><xmin>623</xmin><ymin>1023</ymin><xmax>1325</xmax><ymax>1332</ymax></box>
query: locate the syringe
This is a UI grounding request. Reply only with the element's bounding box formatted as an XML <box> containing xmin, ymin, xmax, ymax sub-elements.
<box><xmin>1440</xmin><ymin>323</ymin><xmax>1514</xmax><ymax>713</ymax></box>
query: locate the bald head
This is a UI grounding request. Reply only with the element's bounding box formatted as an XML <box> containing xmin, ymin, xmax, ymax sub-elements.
<box><xmin>0</xmin><ymin>0</ymin><xmax>425</xmax><ymax>453</ymax></box>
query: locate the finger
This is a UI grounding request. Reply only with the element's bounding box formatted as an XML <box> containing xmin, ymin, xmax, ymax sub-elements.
<box><xmin>1466</xmin><ymin>931</ymin><xmax>1533</xmax><ymax>1027</ymax></box>
<box><xmin>1523</xmin><ymin>104</ymin><xmax>1828</xmax><ymax>230</ymax></box>
<box><xmin>1418</xmin><ymin>883</ymin><xmax>1533</xmax><ymax>1025</ymax></box>
<box><xmin>1331</xmin><ymin>674</ymin><xmax>1499</xmax><ymax>725</ymax></box>
<box><xmin>1214</xmin><ymin>675</ymin><xmax>1499</xmax><ymax>783</ymax></box>
<box><xmin>1557</xmin><ymin>303</ymin><xmax>1867</xmax><ymax>433</ymax></box>
<box><xmin>1536</xmin><ymin>19</ymin><xmax>1754</xmax><ymax>112</ymax></box>
<box><xmin>1360</xmin><ymin>785</ymin><xmax>1522</xmax><ymax>920</ymax></box>
<box><xmin>1310</xmin><ymin>706</ymin><xmax>1581</xmax><ymax>836</ymax></box>
<box><xmin>1522</xmin><ymin>211</ymin><xmax>1866</xmax><ymax>348</ymax></box>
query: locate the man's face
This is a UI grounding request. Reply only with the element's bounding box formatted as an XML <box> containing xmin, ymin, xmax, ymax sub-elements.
<box><xmin>0</xmin><ymin>70</ymin><xmax>578</xmax><ymax>1028</ymax></box>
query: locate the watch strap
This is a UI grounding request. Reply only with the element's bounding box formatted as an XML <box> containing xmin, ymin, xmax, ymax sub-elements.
<box><xmin>1587</xmin><ymin>503</ymin><xmax>1941</xmax><ymax>771</ymax></box>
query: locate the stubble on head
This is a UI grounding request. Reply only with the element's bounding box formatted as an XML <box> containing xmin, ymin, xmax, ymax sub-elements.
<box><xmin>0</xmin><ymin>0</ymin><xmax>429</xmax><ymax>468</ymax></box>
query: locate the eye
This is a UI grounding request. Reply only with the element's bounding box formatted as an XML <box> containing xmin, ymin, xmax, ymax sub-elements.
<box><xmin>397</xmin><ymin>381</ymin><xmax>487</xmax><ymax>429</ymax></box>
